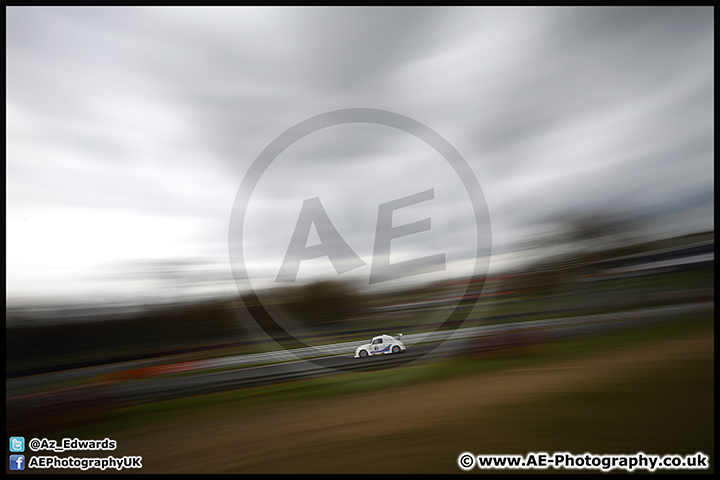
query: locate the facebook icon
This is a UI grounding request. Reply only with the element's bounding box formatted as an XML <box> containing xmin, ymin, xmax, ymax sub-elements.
<box><xmin>10</xmin><ymin>455</ymin><xmax>25</xmax><ymax>470</ymax></box>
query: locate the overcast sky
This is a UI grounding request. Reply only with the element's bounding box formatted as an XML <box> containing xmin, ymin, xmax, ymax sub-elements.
<box><xmin>6</xmin><ymin>7</ymin><xmax>714</xmax><ymax>304</ymax></box>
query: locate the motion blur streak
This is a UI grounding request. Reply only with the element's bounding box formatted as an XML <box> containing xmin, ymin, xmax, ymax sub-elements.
<box><xmin>6</xmin><ymin>7</ymin><xmax>713</xmax><ymax>474</ymax></box>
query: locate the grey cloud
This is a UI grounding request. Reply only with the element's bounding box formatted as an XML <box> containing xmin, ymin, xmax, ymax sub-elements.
<box><xmin>6</xmin><ymin>7</ymin><xmax>714</xmax><ymax>300</ymax></box>
<box><xmin>287</xmin><ymin>7</ymin><xmax>449</xmax><ymax>92</ymax></box>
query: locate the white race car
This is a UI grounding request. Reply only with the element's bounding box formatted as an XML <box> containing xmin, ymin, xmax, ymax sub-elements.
<box><xmin>354</xmin><ymin>334</ymin><xmax>406</xmax><ymax>358</ymax></box>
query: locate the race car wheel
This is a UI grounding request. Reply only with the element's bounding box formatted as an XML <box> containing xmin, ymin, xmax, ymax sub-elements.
<box><xmin>359</xmin><ymin>350</ymin><xmax>368</xmax><ymax>358</ymax></box>
<box><xmin>392</xmin><ymin>346</ymin><xmax>401</xmax><ymax>354</ymax></box>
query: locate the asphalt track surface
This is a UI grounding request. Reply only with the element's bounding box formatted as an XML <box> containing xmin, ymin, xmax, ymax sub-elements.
<box><xmin>9</xmin><ymin>301</ymin><xmax>713</xmax><ymax>391</ymax></box>
<box><xmin>6</xmin><ymin>301</ymin><xmax>712</xmax><ymax>433</ymax></box>
<box><xmin>100</xmin><ymin>300</ymin><xmax>718</xmax><ymax>403</ymax></box>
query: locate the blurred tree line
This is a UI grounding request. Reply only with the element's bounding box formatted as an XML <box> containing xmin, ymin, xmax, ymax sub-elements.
<box><xmin>6</xmin><ymin>277</ymin><xmax>449</xmax><ymax>376</ymax></box>
<box><xmin>6</xmin><ymin>298</ymin><xmax>248</xmax><ymax>377</ymax></box>
<box><xmin>8</xmin><ymin>217</ymin><xmax>711</xmax><ymax>377</ymax></box>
